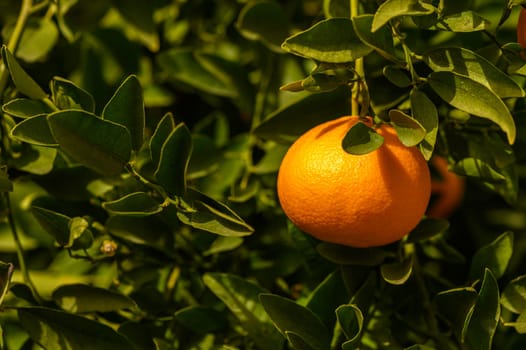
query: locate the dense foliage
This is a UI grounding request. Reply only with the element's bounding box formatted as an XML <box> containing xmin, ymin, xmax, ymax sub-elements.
<box><xmin>0</xmin><ymin>0</ymin><xmax>526</xmax><ymax>349</ymax></box>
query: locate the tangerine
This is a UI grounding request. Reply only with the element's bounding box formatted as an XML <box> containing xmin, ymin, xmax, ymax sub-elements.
<box><xmin>427</xmin><ymin>156</ymin><xmax>465</xmax><ymax>218</ymax></box>
<box><xmin>277</xmin><ymin>116</ymin><xmax>431</xmax><ymax>247</ymax></box>
<box><xmin>518</xmin><ymin>7</ymin><xmax>526</xmax><ymax>48</ymax></box>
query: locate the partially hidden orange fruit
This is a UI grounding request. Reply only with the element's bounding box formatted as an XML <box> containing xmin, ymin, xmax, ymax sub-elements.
<box><xmin>427</xmin><ymin>156</ymin><xmax>465</xmax><ymax>219</ymax></box>
<box><xmin>277</xmin><ymin>116</ymin><xmax>431</xmax><ymax>248</ymax></box>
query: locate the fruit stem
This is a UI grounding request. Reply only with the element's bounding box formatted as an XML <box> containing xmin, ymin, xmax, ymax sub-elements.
<box><xmin>350</xmin><ymin>0</ymin><xmax>365</xmax><ymax>118</ymax></box>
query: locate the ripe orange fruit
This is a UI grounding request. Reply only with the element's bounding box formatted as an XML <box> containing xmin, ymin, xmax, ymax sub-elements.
<box><xmin>277</xmin><ymin>116</ymin><xmax>431</xmax><ymax>248</ymax></box>
<box><xmin>427</xmin><ymin>156</ymin><xmax>465</xmax><ymax>218</ymax></box>
<box><xmin>518</xmin><ymin>7</ymin><xmax>526</xmax><ymax>48</ymax></box>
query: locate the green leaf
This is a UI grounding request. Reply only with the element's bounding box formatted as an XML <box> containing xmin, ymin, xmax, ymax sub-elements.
<box><xmin>372</xmin><ymin>0</ymin><xmax>435</xmax><ymax>32</ymax></box>
<box><xmin>260</xmin><ymin>293</ymin><xmax>331</xmax><ymax>350</ymax></box>
<box><xmin>67</xmin><ymin>216</ymin><xmax>93</xmax><ymax>250</ymax></box>
<box><xmin>150</xmin><ymin>112</ymin><xmax>176</xmax><ymax>168</ymax></box>
<box><xmin>50</xmin><ymin>77</ymin><xmax>95</xmax><ymax>112</ymax></box>
<box><xmin>31</xmin><ymin>206</ymin><xmax>71</xmax><ymax>246</ymax></box>
<box><xmin>11</xmin><ymin>115</ymin><xmax>57</xmax><ymax>146</ymax></box>
<box><xmin>304</xmin><ymin>270</ymin><xmax>349</xmax><ymax>328</ymax></box>
<box><xmin>174</xmin><ymin>306</ymin><xmax>228</xmax><ymax>334</ymax></box>
<box><xmin>424</xmin><ymin>47</ymin><xmax>524</xmax><ymax>98</ymax></box>
<box><xmin>428</xmin><ymin>71</ymin><xmax>516</xmax><ymax>144</ymax></box>
<box><xmin>469</xmin><ymin>231</ymin><xmax>513</xmax><ymax>280</ymax></box>
<box><xmin>52</xmin><ymin>284</ymin><xmax>138</xmax><ymax>313</ymax></box>
<box><xmin>282</xmin><ymin>18</ymin><xmax>372</xmax><ymax>63</ymax></box>
<box><xmin>380</xmin><ymin>254</ymin><xmax>414</xmax><ymax>285</ymax></box>
<box><xmin>434</xmin><ymin>287</ymin><xmax>478</xmax><ymax>342</ymax></box>
<box><xmin>47</xmin><ymin>110</ymin><xmax>132</xmax><ymax>175</ymax></box>
<box><xmin>501</xmin><ymin>275</ymin><xmax>526</xmax><ymax>314</ymax></box>
<box><xmin>154</xmin><ymin>123</ymin><xmax>192</xmax><ymax>197</ymax></box>
<box><xmin>102</xmin><ymin>192</ymin><xmax>164</xmax><ymax>217</ymax></box>
<box><xmin>465</xmin><ymin>269</ymin><xmax>500</xmax><ymax>350</ymax></box>
<box><xmin>452</xmin><ymin>157</ymin><xmax>506</xmax><ymax>182</ymax></box>
<box><xmin>286</xmin><ymin>331</ymin><xmax>317</xmax><ymax>350</ymax></box>
<box><xmin>236</xmin><ymin>1</ymin><xmax>290</xmax><ymax>52</ymax></box>
<box><xmin>316</xmin><ymin>243</ymin><xmax>388</xmax><ymax>266</ymax></box>
<box><xmin>389</xmin><ymin>109</ymin><xmax>426</xmax><ymax>147</ymax></box>
<box><xmin>106</xmin><ymin>215</ymin><xmax>172</xmax><ymax>252</ymax></box>
<box><xmin>202</xmin><ymin>273</ymin><xmax>283</xmax><ymax>350</ymax></box>
<box><xmin>2</xmin><ymin>98</ymin><xmax>53</xmax><ymax>118</ymax></box>
<box><xmin>102</xmin><ymin>75</ymin><xmax>145</xmax><ymax>151</ymax></box>
<box><xmin>353</xmin><ymin>15</ymin><xmax>401</xmax><ymax>62</ymax></box>
<box><xmin>254</xmin><ymin>87</ymin><xmax>352</xmax><ymax>143</ymax></box>
<box><xmin>0</xmin><ymin>261</ymin><xmax>14</xmax><ymax>307</ymax></box>
<box><xmin>434</xmin><ymin>11</ymin><xmax>490</xmax><ymax>32</ymax></box>
<box><xmin>18</xmin><ymin>306</ymin><xmax>134</xmax><ymax>350</ymax></box>
<box><xmin>342</xmin><ymin>122</ymin><xmax>384</xmax><ymax>155</ymax></box>
<box><xmin>203</xmin><ymin>236</ymin><xmax>244</xmax><ymax>256</ymax></box>
<box><xmin>177</xmin><ymin>189</ymin><xmax>254</xmax><ymax>237</ymax></box>
<box><xmin>407</xmin><ymin>217</ymin><xmax>450</xmax><ymax>242</ymax></box>
<box><xmin>1</xmin><ymin>45</ymin><xmax>47</xmax><ymax>99</ymax></box>
<box><xmin>336</xmin><ymin>304</ymin><xmax>363</xmax><ymax>344</ymax></box>
<box><xmin>509</xmin><ymin>311</ymin><xmax>526</xmax><ymax>334</ymax></box>
<box><xmin>11</xmin><ymin>18</ymin><xmax>59</xmax><ymax>62</ymax></box>
<box><xmin>410</xmin><ymin>89</ymin><xmax>438</xmax><ymax>160</ymax></box>
<box><xmin>383</xmin><ymin>66</ymin><xmax>412</xmax><ymax>88</ymax></box>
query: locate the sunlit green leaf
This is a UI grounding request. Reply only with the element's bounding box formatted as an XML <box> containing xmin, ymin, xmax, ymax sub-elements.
<box><xmin>428</xmin><ymin>71</ymin><xmax>516</xmax><ymax>144</ymax></box>
<box><xmin>502</xmin><ymin>275</ymin><xmax>526</xmax><ymax>314</ymax></box>
<box><xmin>380</xmin><ymin>254</ymin><xmax>414</xmax><ymax>285</ymax></box>
<box><xmin>353</xmin><ymin>15</ymin><xmax>401</xmax><ymax>62</ymax></box>
<box><xmin>410</xmin><ymin>89</ymin><xmax>438</xmax><ymax>160</ymax></box>
<box><xmin>434</xmin><ymin>11</ymin><xmax>490</xmax><ymax>32</ymax></box>
<box><xmin>282</xmin><ymin>18</ymin><xmax>372</xmax><ymax>63</ymax></box>
<box><xmin>372</xmin><ymin>0</ymin><xmax>435</xmax><ymax>32</ymax></box>
<box><xmin>102</xmin><ymin>192</ymin><xmax>164</xmax><ymax>217</ymax></box>
<box><xmin>452</xmin><ymin>157</ymin><xmax>506</xmax><ymax>182</ymax></box>
<box><xmin>389</xmin><ymin>109</ymin><xmax>426</xmax><ymax>147</ymax></box>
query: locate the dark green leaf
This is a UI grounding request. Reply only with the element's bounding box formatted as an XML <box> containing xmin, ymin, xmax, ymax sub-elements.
<box><xmin>434</xmin><ymin>11</ymin><xmax>490</xmax><ymax>32</ymax></box>
<box><xmin>102</xmin><ymin>75</ymin><xmax>145</xmax><ymax>151</ymax></box>
<box><xmin>31</xmin><ymin>206</ymin><xmax>71</xmax><ymax>246</ymax></box>
<box><xmin>296</xmin><ymin>68</ymin><xmax>356</xmax><ymax>93</ymax></box>
<box><xmin>465</xmin><ymin>269</ymin><xmax>500</xmax><ymax>350</ymax></box>
<box><xmin>154</xmin><ymin>123</ymin><xmax>192</xmax><ymax>197</ymax></box>
<box><xmin>260</xmin><ymin>293</ymin><xmax>331</xmax><ymax>350</ymax></box>
<box><xmin>389</xmin><ymin>109</ymin><xmax>426</xmax><ymax>147</ymax></box>
<box><xmin>383</xmin><ymin>66</ymin><xmax>412</xmax><ymax>87</ymax></box>
<box><xmin>203</xmin><ymin>236</ymin><xmax>244</xmax><ymax>256</ymax></box>
<box><xmin>174</xmin><ymin>306</ymin><xmax>228</xmax><ymax>334</ymax></box>
<box><xmin>428</xmin><ymin>71</ymin><xmax>516</xmax><ymax>144</ymax></box>
<box><xmin>316</xmin><ymin>243</ymin><xmax>388</xmax><ymax>266</ymax></box>
<box><xmin>203</xmin><ymin>273</ymin><xmax>283</xmax><ymax>350</ymax></box>
<box><xmin>47</xmin><ymin>110</ymin><xmax>131</xmax><ymax>175</ymax></box>
<box><xmin>408</xmin><ymin>217</ymin><xmax>450</xmax><ymax>242</ymax></box>
<box><xmin>353</xmin><ymin>15</ymin><xmax>401</xmax><ymax>62</ymax></box>
<box><xmin>0</xmin><ymin>168</ymin><xmax>12</xmax><ymax>192</ymax></box>
<box><xmin>434</xmin><ymin>287</ymin><xmax>478</xmax><ymax>341</ymax></box>
<box><xmin>2</xmin><ymin>98</ymin><xmax>53</xmax><ymax>118</ymax></box>
<box><xmin>178</xmin><ymin>189</ymin><xmax>254</xmax><ymax>237</ymax></box>
<box><xmin>501</xmin><ymin>275</ymin><xmax>526</xmax><ymax>314</ymax></box>
<box><xmin>410</xmin><ymin>89</ymin><xmax>438</xmax><ymax>160</ymax></box>
<box><xmin>380</xmin><ymin>254</ymin><xmax>414</xmax><ymax>285</ymax></box>
<box><xmin>18</xmin><ymin>306</ymin><xmax>134</xmax><ymax>350</ymax></box>
<box><xmin>50</xmin><ymin>77</ymin><xmax>95</xmax><ymax>112</ymax></box>
<box><xmin>304</xmin><ymin>270</ymin><xmax>349</xmax><ymax>328</ymax></box>
<box><xmin>150</xmin><ymin>112</ymin><xmax>176</xmax><ymax>168</ymax></box>
<box><xmin>336</xmin><ymin>304</ymin><xmax>363</xmax><ymax>344</ymax></box>
<box><xmin>52</xmin><ymin>284</ymin><xmax>138</xmax><ymax>313</ymax></box>
<box><xmin>1</xmin><ymin>45</ymin><xmax>47</xmax><ymax>99</ymax></box>
<box><xmin>425</xmin><ymin>47</ymin><xmax>524</xmax><ymax>98</ymax></box>
<box><xmin>106</xmin><ymin>215</ymin><xmax>172</xmax><ymax>252</ymax></box>
<box><xmin>254</xmin><ymin>87</ymin><xmax>352</xmax><ymax>143</ymax></box>
<box><xmin>102</xmin><ymin>192</ymin><xmax>164</xmax><ymax>217</ymax></box>
<box><xmin>342</xmin><ymin>121</ymin><xmax>384</xmax><ymax>155</ymax></box>
<box><xmin>469</xmin><ymin>231</ymin><xmax>513</xmax><ymax>280</ymax></box>
<box><xmin>286</xmin><ymin>331</ymin><xmax>317</xmax><ymax>350</ymax></box>
<box><xmin>11</xmin><ymin>114</ymin><xmax>57</xmax><ymax>146</ymax></box>
<box><xmin>282</xmin><ymin>18</ymin><xmax>372</xmax><ymax>63</ymax></box>
<box><xmin>236</xmin><ymin>1</ymin><xmax>290</xmax><ymax>52</ymax></box>
<box><xmin>372</xmin><ymin>0</ymin><xmax>435</xmax><ymax>32</ymax></box>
